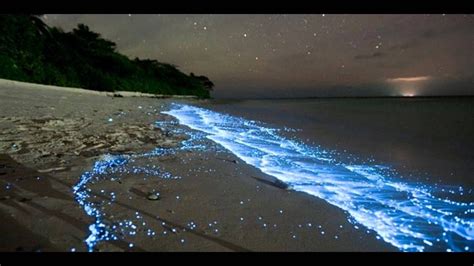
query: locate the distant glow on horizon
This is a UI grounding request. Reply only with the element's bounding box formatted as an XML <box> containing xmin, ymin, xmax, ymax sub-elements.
<box><xmin>386</xmin><ymin>76</ymin><xmax>431</xmax><ymax>82</ymax></box>
<box><xmin>401</xmin><ymin>90</ymin><xmax>417</xmax><ymax>97</ymax></box>
<box><xmin>164</xmin><ymin>103</ymin><xmax>474</xmax><ymax>252</ymax></box>
<box><xmin>386</xmin><ymin>76</ymin><xmax>431</xmax><ymax>96</ymax></box>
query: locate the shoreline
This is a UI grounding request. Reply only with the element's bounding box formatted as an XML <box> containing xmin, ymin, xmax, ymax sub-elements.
<box><xmin>0</xmin><ymin>78</ymin><xmax>199</xmax><ymax>99</ymax></box>
<box><xmin>0</xmin><ymin>79</ymin><xmax>396</xmax><ymax>251</ymax></box>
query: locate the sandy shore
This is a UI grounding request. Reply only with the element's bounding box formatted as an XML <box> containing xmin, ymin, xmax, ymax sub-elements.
<box><xmin>0</xmin><ymin>79</ymin><xmax>396</xmax><ymax>252</ymax></box>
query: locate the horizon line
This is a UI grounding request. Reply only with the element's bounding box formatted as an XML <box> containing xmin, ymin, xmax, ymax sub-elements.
<box><xmin>211</xmin><ymin>95</ymin><xmax>474</xmax><ymax>100</ymax></box>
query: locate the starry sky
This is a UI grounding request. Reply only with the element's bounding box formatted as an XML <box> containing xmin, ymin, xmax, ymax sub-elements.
<box><xmin>43</xmin><ymin>14</ymin><xmax>474</xmax><ymax>98</ymax></box>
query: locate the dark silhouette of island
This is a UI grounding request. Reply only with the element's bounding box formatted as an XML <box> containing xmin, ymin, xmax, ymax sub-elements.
<box><xmin>0</xmin><ymin>15</ymin><xmax>213</xmax><ymax>98</ymax></box>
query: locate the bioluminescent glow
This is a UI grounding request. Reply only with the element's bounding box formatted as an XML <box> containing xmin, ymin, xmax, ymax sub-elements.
<box><xmin>72</xmin><ymin>117</ymin><xmax>210</xmax><ymax>251</ymax></box>
<box><xmin>72</xmin><ymin>154</ymin><xmax>127</xmax><ymax>251</ymax></box>
<box><xmin>163</xmin><ymin>103</ymin><xmax>474</xmax><ymax>252</ymax></box>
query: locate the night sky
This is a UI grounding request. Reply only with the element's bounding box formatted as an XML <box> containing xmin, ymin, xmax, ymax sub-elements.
<box><xmin>43</xmin><ymin>14</ymin><xmax>474</xmax><ymax>98</ymax></box>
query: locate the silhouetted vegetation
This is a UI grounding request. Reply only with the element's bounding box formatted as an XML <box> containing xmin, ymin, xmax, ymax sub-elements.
<box><xmin>0</xmin><ymin>15</ymin><xmax>213</xmax><ymax>98</ymax></box>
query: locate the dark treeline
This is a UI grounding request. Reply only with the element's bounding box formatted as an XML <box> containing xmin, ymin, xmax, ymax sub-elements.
<box><xmin>0</xmin><ymin>15</ymin><xmax>214</xmax><ymax>98</ymax></box>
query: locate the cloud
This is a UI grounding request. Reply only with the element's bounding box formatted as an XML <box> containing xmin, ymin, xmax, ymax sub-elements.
<box><xmin>386</xmin><ymin>76</ymin><xmax>431</xmax><ymax>82</ymax></box>
<box><xmin>354</xmin><ymin>52</ymin><xmax>386</xmax><ymax>60</ymax></box>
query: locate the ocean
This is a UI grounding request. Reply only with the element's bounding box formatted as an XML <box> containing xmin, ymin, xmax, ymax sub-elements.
<box><xmin>164</xmin><ymin>98</ymin><xmax>474</xmax><ymax>252</ymax></box>
<box><xmin>203</xmin><ymin>98</ymin><xmax>474</xmax><ymax>186</ymax></box>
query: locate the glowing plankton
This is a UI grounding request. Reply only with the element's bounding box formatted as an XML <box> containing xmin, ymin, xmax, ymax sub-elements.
<box><xmin>163</xmin><ymin>103</ymin><xmax>474</xmax><ymax>252</ymax></box>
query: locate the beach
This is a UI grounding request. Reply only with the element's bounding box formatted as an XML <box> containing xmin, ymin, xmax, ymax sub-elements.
<box><xmin>0</xmin><ymin>79</ymin><xmax>398</xmax><ymax>252</ymax></box>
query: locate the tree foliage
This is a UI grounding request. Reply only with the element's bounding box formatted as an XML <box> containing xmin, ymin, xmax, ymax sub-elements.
<box><xmin>0</xmin><ymin>15</ymin><xmax>213</xmax><ymax>98</ymax></box>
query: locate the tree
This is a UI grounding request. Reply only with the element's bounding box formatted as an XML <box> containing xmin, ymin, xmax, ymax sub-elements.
<box><xmin>72</xmin><ymin>24</ymin><xmax>117</xmax><ymax>53</ymax></box>
<box><xmin>0</xmin><ymin>15</ymin><xmax>213</xmax><ymax>98</ymax></box>
<box><xmin>195</xmin><ymin>75</ymin><xmax>214</xmax><ymax>91</ymax></box>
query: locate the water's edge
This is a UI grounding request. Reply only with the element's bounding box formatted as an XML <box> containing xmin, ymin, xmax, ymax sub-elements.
<box><xmin>163</xmin><ymin>103</ymin><xmax>473</xmax><ymax>252</ymax></box>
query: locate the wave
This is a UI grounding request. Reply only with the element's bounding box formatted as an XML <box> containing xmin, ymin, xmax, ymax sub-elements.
<box><xmin>163</xmin><ymin>103</ymin><xmax>473</xmax><ymax>252</ymax></box>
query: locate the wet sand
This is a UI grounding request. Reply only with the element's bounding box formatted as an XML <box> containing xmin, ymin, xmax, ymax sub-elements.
<box><xmin>0</xmin><ymin>79</ymin><xmax>396</xmax><ymax>252</ymax></box>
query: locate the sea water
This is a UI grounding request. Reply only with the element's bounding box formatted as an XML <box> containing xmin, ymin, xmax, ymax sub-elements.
<box><xmin>163</xmin><ymin>98</ymin><xmax>474</xmax><ymax>252</ymax></box>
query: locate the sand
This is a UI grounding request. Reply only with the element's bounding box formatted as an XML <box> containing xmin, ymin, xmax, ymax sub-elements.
<box><xmin>0</xmin><ymin>79</ymin><xmax>396</xmax><ymax>252</ymax></box>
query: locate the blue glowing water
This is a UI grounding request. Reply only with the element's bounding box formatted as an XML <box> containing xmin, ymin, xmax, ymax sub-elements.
<box><xmin>163</xmin><ymin>103</ymin><xmax>474</xmax><ymax>252</ymax></box>
<box><xmin>73</xmin><ymin>151</ymin><xmax>189</xmax><ymax>251</ymax></box>
<box><xmin>72</xmin><ymin>154</ymin><xmax>128</xmax><ymax>250</ymax></box>
<box><xmin>72</xmin><ymin>107</ymin><xmax>227</xmax><ymax>252</ymax></box>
